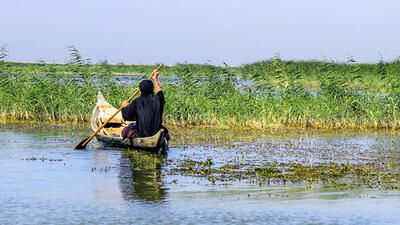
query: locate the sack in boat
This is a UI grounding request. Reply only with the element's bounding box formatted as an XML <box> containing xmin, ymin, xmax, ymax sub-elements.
<box><xmin>121</xmin><ymin>125</ymin><xmax>138</xmax><ymax>138</ymax></box>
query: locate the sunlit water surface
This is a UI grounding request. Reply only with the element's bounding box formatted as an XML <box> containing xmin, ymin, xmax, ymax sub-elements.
<box><xmin>1</xmin><ymin>125</ymin><xmax>400</xmax><ymax>225</ymax></box>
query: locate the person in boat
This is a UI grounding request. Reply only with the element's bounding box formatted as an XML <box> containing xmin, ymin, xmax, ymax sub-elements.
<box><xmin>121</xmin><ymin>71</ymin><xmax>169</xmax><ymax>140</ymax></box>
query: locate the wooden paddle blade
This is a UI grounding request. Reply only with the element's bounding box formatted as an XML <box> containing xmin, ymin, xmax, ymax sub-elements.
<box><xmin>74</xmin><ymin>137</ymin><xmax>90</xmax><ymax>150</ymax></box>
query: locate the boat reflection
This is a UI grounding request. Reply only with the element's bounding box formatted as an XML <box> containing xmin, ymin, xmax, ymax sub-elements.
<box><xmin>119</xmin><ymin>150</ymin><xmax>167</xmax><ymax>202</ymax></box>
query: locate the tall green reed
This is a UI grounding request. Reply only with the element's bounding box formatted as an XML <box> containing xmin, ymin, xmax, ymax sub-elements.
<box><xmin>1</xmin><ymin>46</ymin><xmax>400</xmax><ymax>129</ymax></box>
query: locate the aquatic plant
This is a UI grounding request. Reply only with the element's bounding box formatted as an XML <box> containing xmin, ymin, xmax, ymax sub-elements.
<box><xmin>3</xmin><ymin>50</ymin><xmax>400</xmax><ymax>94</ymax></box>
<box><xmin>169</xmin><ymin>155</ymin><xmax>400</xmax><ymax>189</ymax></box>
<box><xmin>1</xmin><ymin>47</ymin><xmax>400</xmax><ymax>130</ymax></box>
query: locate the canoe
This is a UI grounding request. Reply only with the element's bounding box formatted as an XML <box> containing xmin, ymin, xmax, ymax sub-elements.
<box><xmin>90</xmin><ymin>91</ymin><xmax>168</xmax><ymax>153</ymax></box>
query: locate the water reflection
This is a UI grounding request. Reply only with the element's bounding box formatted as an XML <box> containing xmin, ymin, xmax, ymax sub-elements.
<box><xmin>119</xmin><ymin>150</ymin><xmax>167</xmax><ymax>202</ymax></box>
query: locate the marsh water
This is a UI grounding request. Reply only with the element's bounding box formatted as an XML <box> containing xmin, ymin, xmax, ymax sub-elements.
<box><xmin>1</xmin><ymin>124</ymin><xmax>400</xmax><ymax>225</ymax></box>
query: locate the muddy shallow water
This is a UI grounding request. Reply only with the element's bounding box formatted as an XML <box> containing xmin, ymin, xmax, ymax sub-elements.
<box><xmin>1</xmin><ymin>124</ymin><xmax>400</xmax><ymax>224</ymax></box>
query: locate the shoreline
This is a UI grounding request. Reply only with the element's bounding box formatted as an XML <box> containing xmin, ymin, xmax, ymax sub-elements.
<box><xmin>1</xmin><ymin>119</ymin><xmax>399</xmax><ymax>137</ymax></box>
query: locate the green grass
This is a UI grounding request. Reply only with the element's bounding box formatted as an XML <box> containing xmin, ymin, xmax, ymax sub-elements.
<box><xmin>2</xmin><ymin>50</ymin><xmax>400</xmax><ymax>94</ymax></box>
<box><xmin>1</xmin><ymin>47</ymin><xmax>400</xmax><ymax>129</ymax></box>
<box><xmin>0</xmin><ymin>65</ymin><xmax>399</xmax><ymax>130</ymax></box>
<box><xmin>2</xmin><ymin>59</ymin><xmax>400</xmax><ymax>94</ymax></box>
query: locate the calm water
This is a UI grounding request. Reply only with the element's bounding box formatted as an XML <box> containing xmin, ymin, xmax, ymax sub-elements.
<box><xmin>1</xmin><ymin>125</ymin><xmax>400</xmax><ymax>225</ymax></box>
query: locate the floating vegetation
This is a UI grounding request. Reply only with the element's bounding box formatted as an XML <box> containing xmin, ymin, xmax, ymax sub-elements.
<box><xmin>22</xmin><ymin>157</ymin><xmax>63</xmax><ymax>162</ymax></box>
<box><xmin>159</xmin><ymin>129</ymin><xmax>400</xmax><ymax>189</ymax></box>
<box><xmin>90</xmin><ymin>165</ymin><xmax>118</xmax><ymax>173</ymax></box>
<box><xmin>167</xmin><ymin>157</ymin><xmax>400</xmax><ymax>189</ymax></box>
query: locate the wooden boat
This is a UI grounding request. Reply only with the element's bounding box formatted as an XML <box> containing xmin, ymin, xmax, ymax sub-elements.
<box><xmin>91</xmin><ymin>91</ymin><xmax>168</xmax><ymax>153</ymax></box>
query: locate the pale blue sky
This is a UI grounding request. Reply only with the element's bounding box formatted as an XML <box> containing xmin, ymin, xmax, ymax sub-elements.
<box><xmin>1</xmin><ymin>0</ymin><xmax>399</xmax><ymax>65</ymax></box>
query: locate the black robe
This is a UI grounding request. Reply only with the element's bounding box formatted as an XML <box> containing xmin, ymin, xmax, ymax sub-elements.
<box><xmin>121</xmin><ymin>91</ymin><xmax>165</xmax><ymax>137</ymax></box>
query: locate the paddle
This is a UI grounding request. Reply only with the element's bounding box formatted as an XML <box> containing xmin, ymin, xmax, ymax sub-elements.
<box><xmin>74</xmin><ymin>64</ymin><xmax>163</xmax><ymax>150</ymax></box>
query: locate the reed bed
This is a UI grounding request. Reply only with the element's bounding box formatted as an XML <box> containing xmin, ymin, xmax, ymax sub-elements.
<box><xmin>2</xmin><ymin>51</ymin><xmax>400</xmax><ymax>94</ymax></box>
<box><xmin>0</xmin><ymin>48</ymin><xmax>399</xmax><ymax>130</ymax></box>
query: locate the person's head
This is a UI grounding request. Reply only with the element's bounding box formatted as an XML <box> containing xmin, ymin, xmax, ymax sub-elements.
<box><xmin>139</xmin><ymin>80</ymin><xmax>154</xmax><ymax>95</ymax></box>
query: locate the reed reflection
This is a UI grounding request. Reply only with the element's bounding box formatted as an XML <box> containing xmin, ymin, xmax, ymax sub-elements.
<box><xmin>119</xmin><ymin>150</ymin><xmax>167</xmax><ymax>202</ymax></box>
